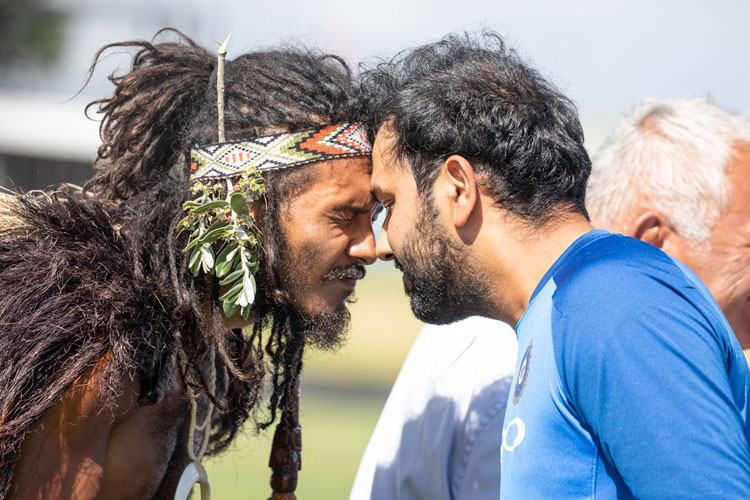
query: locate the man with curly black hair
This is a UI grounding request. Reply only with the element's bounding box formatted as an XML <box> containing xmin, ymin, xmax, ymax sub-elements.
<box><xmin>361</xmin><ymin>32</ymin><xmax>750</xmax><ymax>499</ymax></box>
<box><xmin>0</xmin><ymin>30</ymin><xmax>378</xmax><ymax>499</ymax></box>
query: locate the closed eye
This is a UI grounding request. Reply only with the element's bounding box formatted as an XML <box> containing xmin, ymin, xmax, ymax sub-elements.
<box><xmin>331</xmin><ymin>201</ymin><xmax>380</xmax><ymax>224</ymax></box>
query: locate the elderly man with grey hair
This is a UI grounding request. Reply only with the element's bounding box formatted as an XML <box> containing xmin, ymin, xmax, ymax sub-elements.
<box><xmin>588</xmin><ymin>97</ymin><xmax>750</xmax><ymax>349</ymax></box>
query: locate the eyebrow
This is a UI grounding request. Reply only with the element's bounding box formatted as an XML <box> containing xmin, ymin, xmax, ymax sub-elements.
<box><xmin>370</xmin><ymin>185</ymin><xmax>390</xmax><ymax>201</ymax></box>
<box><xmin>331</xmin><ymin>199</ymin><xmax>380</xmax><ymax>215</ymax></box>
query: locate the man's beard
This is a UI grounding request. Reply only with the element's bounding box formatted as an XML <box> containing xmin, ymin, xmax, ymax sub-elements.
<box><xmin>288</xmin><ymin>298</ymin><xmax>353</xmax><ymax>351</ymax></box>
<box><xmin>254</xmin><ymin>223</ymin><xmax>363</xmax><ymax>351</ymax></box>
<box><xmin>285</xmin><ymin>263</ymin><xmax>364</xmax><ymax>350</ymax></box>
<box><xmin>396</xmin><ymin>201</ymin><xmax>492</xmax><ymax>324</ymax></box>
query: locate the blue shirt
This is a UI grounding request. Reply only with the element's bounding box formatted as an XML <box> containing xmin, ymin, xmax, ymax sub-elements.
<box><xmin>500</xmin><ymin>230</ymin><xmax>750</xmax><ymax>499</ymax></box>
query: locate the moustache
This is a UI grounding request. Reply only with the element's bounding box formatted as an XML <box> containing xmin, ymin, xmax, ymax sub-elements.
<box><xmin>323</xmin><ymin>264</ymin><xmax>367</xmax><ymax>281</ymax></box>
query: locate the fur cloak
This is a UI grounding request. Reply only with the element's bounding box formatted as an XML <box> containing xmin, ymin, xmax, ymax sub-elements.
<box><xmin>0</xmin><ymin>192</ymin><xmax>177</xmax><ymax>497</ymax></box>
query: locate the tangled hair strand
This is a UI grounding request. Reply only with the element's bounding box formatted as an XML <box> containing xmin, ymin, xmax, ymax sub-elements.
<box><xmin>84</xmin><ymin>28</ymin><xmax>216</xmax><ymax>202</ymax></box>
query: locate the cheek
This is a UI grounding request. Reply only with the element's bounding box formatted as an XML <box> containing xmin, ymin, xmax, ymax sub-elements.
<box><xmin>389</xmin><ymin>207</ymin><xmax>419</xmax><ymax>249</ymax></box>
<box><xmin>307</xmin><ymin>231</ymin><xmax>351</xmax><ymax>271</ymax></box>
<box><xmin>703</xmin><ymin>251</ymin><xmax>750</xmax><ymax>307</ymax></box>
<box><xmin>331</xmin><ymin>234</ymin><xmax>352</xmax><ymax>263</ymax></box>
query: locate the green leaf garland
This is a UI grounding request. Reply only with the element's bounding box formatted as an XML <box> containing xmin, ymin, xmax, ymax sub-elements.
<box><xmin>178</xmin><ymin>169</ymin><xmax>265</xmax><ymax>320</ymax></box>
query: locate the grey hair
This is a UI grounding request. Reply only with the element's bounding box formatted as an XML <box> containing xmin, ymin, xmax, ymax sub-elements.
<box><xmin>587</xmin><ymin>98</ymin><xmax>750</xmax><ymax>243</ymax></box>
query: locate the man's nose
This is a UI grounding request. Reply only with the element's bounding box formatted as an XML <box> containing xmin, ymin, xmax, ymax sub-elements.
<box><xmin>376</xmin><ymin>224</ymin><xmax>394</xmax><ymax>262</ymax></box>
<box><xmin>349</xmin><ymin>226</ymin><xmax>377</xmax><ymax>265</ymax></box>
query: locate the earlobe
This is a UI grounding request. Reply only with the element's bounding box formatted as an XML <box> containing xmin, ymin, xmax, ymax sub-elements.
<box><xmin>626</xmin><ymin>211</ymin><xmax>669</xmax><ymax>249</ymax></box>
<box><xmin>442</xmin><ymin>155</ymin><xmax>478</xmax><ymax>228</ymax></box>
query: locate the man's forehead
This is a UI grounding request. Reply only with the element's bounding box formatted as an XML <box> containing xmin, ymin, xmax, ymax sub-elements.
<box><xmin>310</xmin><ymin>157</ymin><xmax>371</xmax><ymax>184</ymax></box>
<box><xmin>371</xmin><ymin>127</ymin><xmax>413</xmax><ymax>199</ymax></box>
<box><xmin>306</xmin><ymin>156</ymin><xmax>375</xmax><ymax>206</ymax></box>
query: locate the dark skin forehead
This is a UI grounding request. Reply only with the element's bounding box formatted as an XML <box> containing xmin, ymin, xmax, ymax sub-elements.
<box><xmin>285</xmin><ymin>156</ymin><xmax>379</xmax><ymax>216</ymax></box>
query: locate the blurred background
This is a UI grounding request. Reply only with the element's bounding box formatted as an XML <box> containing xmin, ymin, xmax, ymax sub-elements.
<box><xmin>1</xmin><ymin>0</ymin><xmax>749</xmax><ymax>497</ymax></box>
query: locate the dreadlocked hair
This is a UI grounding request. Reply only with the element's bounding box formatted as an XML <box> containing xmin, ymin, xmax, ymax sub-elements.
<box><xmin>83</xmin><ymin>28</ymin><xmax>215</xmax><ymax>202</ymax></box>
<box><xmin>78</xmin><ymin>29</ymin><xmax>360</xmax><ymax>443</ymax></box>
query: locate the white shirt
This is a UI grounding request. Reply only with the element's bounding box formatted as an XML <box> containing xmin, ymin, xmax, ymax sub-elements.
<box><xmin>350</xmin><ymin>317</ymin><xmax>517</xmax><ymax>500</ymax></box>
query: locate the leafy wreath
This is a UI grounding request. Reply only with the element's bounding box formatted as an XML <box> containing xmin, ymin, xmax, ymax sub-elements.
<box><xmin>178</xmin><ymin>168</ymin><xmax>265</xmax><ymax>320</ymax></box>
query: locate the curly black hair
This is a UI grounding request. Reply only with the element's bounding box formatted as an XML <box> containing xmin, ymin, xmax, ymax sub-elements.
<box><xmin>359</xmin><ymin>31</ymin><xmax>591</xmax><ymax>224</ymax></box>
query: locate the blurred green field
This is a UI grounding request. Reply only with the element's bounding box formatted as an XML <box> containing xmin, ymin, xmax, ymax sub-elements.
<box><xmin>204</xmin><ymin>267</ymin><xmax>423</xmax><ymax>499</ymax></box>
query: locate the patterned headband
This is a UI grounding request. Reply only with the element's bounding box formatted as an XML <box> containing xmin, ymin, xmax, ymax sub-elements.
<box><xmin>189</xmin><ymin>122</ymin><xmax>372</xmax><ymax>181</ymax></box>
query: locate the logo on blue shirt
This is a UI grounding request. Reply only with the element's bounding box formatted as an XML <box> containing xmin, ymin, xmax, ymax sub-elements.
<box><xmin>513</xmin><ymin>340</ymin><xmax>533</xmax><ymax>404</ymax></box>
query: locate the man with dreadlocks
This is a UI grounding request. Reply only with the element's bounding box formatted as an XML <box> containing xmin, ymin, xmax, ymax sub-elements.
<box><xmin>0</xmin><ymin>30</ymin><xmax>377</xmax><ymax>499</ymax></box>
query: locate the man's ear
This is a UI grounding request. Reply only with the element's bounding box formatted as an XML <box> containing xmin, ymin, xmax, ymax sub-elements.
<box><xmin>441</xmin><ymin>155</ymin><xmax>478</xmax><ymax>228</ymax></box>
<box><xmin>625</xmin><ymin>211</ymin><xmax>670</xmax><ymax>249</ymax></box>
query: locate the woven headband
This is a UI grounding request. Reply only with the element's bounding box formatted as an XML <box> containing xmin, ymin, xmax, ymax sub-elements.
<box><xmin>189</xmin><ymin>122</ymin><xmax>372</xmax><ymax>181</ymax></box>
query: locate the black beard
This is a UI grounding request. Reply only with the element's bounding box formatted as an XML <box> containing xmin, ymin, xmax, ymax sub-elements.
<box><xmin>397</xmin><ymin>202</ymin><xmax>492</xmax><ymax>324</ymax></box>
<box><xmin>251</xmin><ymin>220</ymin><xmax>357</xmax><ymax>351</ymax></box>
<box><xmin>290</xmin><ymin>299</ymin><xmax>353</xmax><ymax>351</ymax></box>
